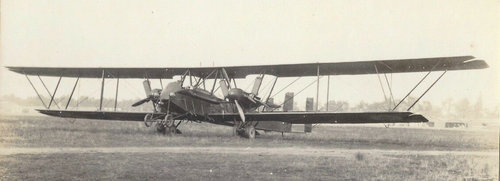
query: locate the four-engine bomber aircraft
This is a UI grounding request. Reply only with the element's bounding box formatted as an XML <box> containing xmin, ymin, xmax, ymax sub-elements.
<box><xmin>8</xmin><ymin>56</ymin><xmax>488</xmax><ymax>138</ymax></box>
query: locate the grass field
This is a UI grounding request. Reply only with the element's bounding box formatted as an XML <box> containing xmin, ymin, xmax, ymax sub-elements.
<box><xmin>0</xmin><ymin>115</ymin><xmax>498</xmax><ymax>180</ymax></box>
<box><xmin>1</xmin><ymin>152</ymin><xmax>497</xmax><ymax>180</ymax></box>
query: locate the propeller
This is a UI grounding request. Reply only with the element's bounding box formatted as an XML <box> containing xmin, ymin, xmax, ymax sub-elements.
<box><xmin>234</xmin><ymin>100</ymin><xmax>245</xmax><ymax>122</ymax></box>
<box><xmin>132</xmin><ymin>98</ymin><xmax>150</xmax><ymax>107</ymax></box>
<box><xmin>132</xmin><ymin>80</ymin><xmax>159</xmax><ymax>107</ymax></box>
<box><xmin>220</xmin><ymin>80</ymin><xmax>247</xmax><ymax>122</ymax></box>
<box><xmin>249</xmin><ymin>76</ymin><xmax>279</xmax><ymax>108</ymax></box>
<box><xmin>143</xmin><ymin>80</ymin><xmax>153</xmax><ymax>97</ymax></box>
<box><xmin>251</xmin><ymin>76</ymin><xmax>263</xmax><ymax>95</ymax></box>
<box><xmin>219</xmin><ymin>80</ymin><xmax>229</xmax><ymax>98</ymax></box>
<box><xmin>263</xmin><ymin>101</ymin><xmax>281</xmax><ymax>109</ymax></box>
<box><xmin>218</xmin><ymin>76</ymin><xmax>282</xmax><ymax>121</ymax></box>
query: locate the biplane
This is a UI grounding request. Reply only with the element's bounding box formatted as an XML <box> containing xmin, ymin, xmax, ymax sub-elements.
<box><xmin>7</xmin><ymin>56</ymin><xmax>488</xmax><ymax>138</ymax></box>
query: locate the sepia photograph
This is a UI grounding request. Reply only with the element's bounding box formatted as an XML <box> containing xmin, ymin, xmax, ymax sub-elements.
<box><xmin>0</xmin><ymin>0</ymin><xmax>498</xmax><ymax>180</ymax></box>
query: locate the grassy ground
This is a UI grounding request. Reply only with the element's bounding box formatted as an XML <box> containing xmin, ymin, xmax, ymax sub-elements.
<box><xmin>0</xmin><ymin>115</ymin><xmax>498</xmax><ymax>180</ymax></box>
<box><xmin>0</xmin><ymin>153</ymin><xmax>497</xmax><ymax>180</ymax></box>
<box><xmin>0</xmin><ymin>116</ymin><xmax>497</xmax><ymax>151</ymax></box>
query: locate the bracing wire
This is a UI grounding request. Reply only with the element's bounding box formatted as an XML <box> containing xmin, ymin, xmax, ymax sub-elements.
<box><xmin>272</xmin><ymin>76</ymin><xmax>324</xmax><ymax>110</ymax></box>
<box><xmin>269</xmin><ymin>77</ymin><xmax>301</xmax><ymax>99</ymax></box>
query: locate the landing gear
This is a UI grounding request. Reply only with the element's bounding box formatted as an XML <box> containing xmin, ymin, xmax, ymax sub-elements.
<box><xmin>156</xmin><ymin>120</ymin><xmax>167</xmax><ymax>134</ymax></box>
<box><xmin>155</xmin><ymin>114</ymin><xmax>182</xmax><ymax>135</ymax></box>
<box><xmin>233</xmin><ymin>121</ymin><xmax>256</xmax><ymax>139</ymax></box>
<box><xmin>245</xmin><ymin>125</ymin><xmax>256</xmax><ymax>139</ymax></box>
<box><xmin>164</xmin><ymin>114</ymin><xmax>175</xmax><ymax>134</ymax></box>
<box><xmin>144</xmin><ymin>113</ymin><xmax>155</xmax><ymax>127</ymax></box>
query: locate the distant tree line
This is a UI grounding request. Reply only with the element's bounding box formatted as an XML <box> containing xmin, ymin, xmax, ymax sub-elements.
<box><xmin>320</xmin><ymin>96</ymin><xmax>498</xmax><ymax>121</ymax></box>
<box><xmin>0</xmin><ymin>94</ymin><xmax>154</xmax><ymax>112</ymax></box>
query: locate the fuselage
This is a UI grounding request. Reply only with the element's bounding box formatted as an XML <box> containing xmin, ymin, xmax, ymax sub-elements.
<box><xmin>158</xmin><ymin>81</ymin><xmax>237</xmax><ymax>125</ymax></box>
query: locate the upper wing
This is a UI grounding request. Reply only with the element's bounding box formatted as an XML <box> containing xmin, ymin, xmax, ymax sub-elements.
<box><xmin>7</xmin><ymin>56</ymin><xmax>487</xmax><ymax>79</ymax></box>
<box><xmin>36</xmin><ymin>109</ymin><xmax>427</xmax><ymax>124</ymax></box>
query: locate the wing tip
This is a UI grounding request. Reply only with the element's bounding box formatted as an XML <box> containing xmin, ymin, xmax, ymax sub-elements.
<box><xmin>5</xmin><ymin>66</ymin><xmax>27</xmax><ymax>74</ymax></box>
<box><xmin>407</xmin><ymin>114</ymin><xmax>429</xmax><ymax>122</ymax></box>
<box><xmin>462</xmin><ymin>59</ymin><xmax>489</xmax><ymax>69</ymax></box>
<box><xmin>35</xmin><ymin>109</ymin><xmax>55</xmax><ymax>116</ymax></box>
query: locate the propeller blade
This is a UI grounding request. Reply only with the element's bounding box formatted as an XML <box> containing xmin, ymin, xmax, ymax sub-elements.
<box><xmin>132</xmin><ymin>98</ymin><xmax>150</xmax><ymax>107</ymax></box>
<box><xmin>143</xmin><ymin>80</ymin><xmax>153</xmax><ymax>97</ymax></box>
<box><xmin>234</xmin><ymin>100</ymin><xmax>246</xmax><ymax>122</ymax></box>
<box><xmin>219</xmin><ymin>80</ymin><xmax>229</xmax><ymax>98</ymax></box>
<box><xmin>264</xmin><ymin>102</ymin><xmax>281</xmax><ymax>108</ymax></box>
<box><xmin>221</xmin><ymin>69</ymin><xmax>231</xmax><ymax>89</ymax></box>
<box><xmin>251</xmin><ymin>76</ymin><xmax>263</xmax><ymax>95</ymax></box>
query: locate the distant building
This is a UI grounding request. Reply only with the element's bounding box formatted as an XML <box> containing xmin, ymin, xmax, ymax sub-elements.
<box><xmin>283</xmin><ymin>92</ymin><xmax>294</xmax><ymax>111</ymax></box>
<box><xmin>445</xmin><ymin>122</ymin><xmax>468</xmax><ymax>128</ymax></box>
<box><xmin>304</xmin><ymin>97</ymin><xmax>314</xmax><ymax>133</ymax></box>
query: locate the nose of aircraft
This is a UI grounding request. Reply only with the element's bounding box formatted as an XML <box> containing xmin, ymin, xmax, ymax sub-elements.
<box><xmin>227</xmin><ymin>88</ymin><xmax>245</xmax><ymax>101</ymax></box>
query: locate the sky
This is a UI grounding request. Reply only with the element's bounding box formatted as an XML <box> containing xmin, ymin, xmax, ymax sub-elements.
<box><xmin>1</xmin><ymin>0</ymin><xmax>499</xmax><ymax>111</ymax></box>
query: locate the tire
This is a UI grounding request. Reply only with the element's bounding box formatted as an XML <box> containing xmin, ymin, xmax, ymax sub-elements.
<box><xmin>245</xmin><ymin>125</ymin><xmax>256</xmax><ymax>139</ymax></box>
<box><xmin>167</xmin><ymin>127</ymin><xmax>177</xmax><ymax>135</ymax></box>
<box><xmin>144</xmin><ymin>113</ymin><xmax>154</xmax><ymax>127</ymax></box>
<box><xmin>164</xmin><ymin>115</ymin><xmax>175</xmax><ymax>127</ymax></box>
<box><xmin>163</xmin><ymin>115</ymin><xmax>178</xmax><ymax>136</ymax></box>
<box><xmin>156</xmin><ymin>122</ymin><xmax>166</xmax><ymax>135</ymax></box>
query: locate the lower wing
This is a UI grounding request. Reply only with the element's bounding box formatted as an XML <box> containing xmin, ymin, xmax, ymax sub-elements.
<box><xmin>36</xmin><ymin>109</ymin><xmax>427</xmax><ymax>124</ymax></box>
<box><xmin>36</xmin><ymin>109</ymin><xmax>159</xmax><ymax>121</ymax></box>
<box><xmin>208</xmin><ymin>111</ymin><xmax>427</xmax><ymax>124</ymax></box>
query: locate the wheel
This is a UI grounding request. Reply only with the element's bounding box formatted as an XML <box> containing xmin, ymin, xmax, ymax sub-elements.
<box><xmin>163</xmin><ymin>115</ymin><xmax>178</xmax><ymax>135</ymax></box>
<box><xmin>245</xmin><ymin>125</ymin><xmax>256</xmax><ymax>139</ymax></box>
<box><xmin>155</xmin><ymin>121</ymin><xmax>166</xmax><ymax>134</ymax></box>
<box><xmin>167</xmin><ymin>127</ymin><xmax>177</xmax><ymax>135</ymax></box>
<box><xmin>164</xmin><ymin>114</ymin><xmax>175</xmax><ymax>127</ymax></box>
<box><xmin>144</xmin><ymin>113</ymin><xmax>155</xmax><ymax>127</ymax></box>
